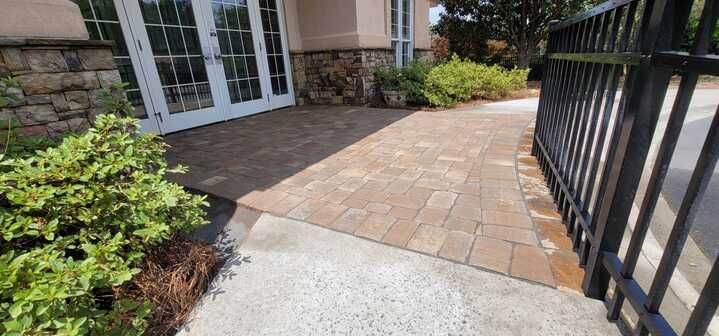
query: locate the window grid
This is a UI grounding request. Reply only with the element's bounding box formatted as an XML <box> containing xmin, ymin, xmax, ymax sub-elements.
<box><xmin>139</xmin><ymin>0</ymin><xmax>213</xmax><ymax>114</ymax></box>
<box><xmin>212</xmin><ymin>0</ymin><xmax>263</xmax><ymax>103</ymax></box>
<box><xmin>259</xmin><ymin>0</ymin><xmax>288</xmax><ymax>95</ymax></box>
<box><xmin>73</xmin><ymin>0</ymin><xmax>147</xmax><ymax>119</ymax></box>
<box><xmin>391</xmin><ymin>0</ymin><xmax>413</xmax><ymax>67</ymax></box>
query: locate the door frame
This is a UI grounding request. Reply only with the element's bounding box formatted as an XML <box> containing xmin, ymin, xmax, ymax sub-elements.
<box><xmin>113</xmin><ymin>0</ymin><xmax>296</xmax><ymax>134</ymax></box>
<box><xmin>256</xmin><ymin>0</ymin><xmax>295</xmax><ymax>110</ymax></box>
<box><xmin>113</xmin><ymin>0</ymin><xmax>162</xmax><ymax>133</ymax></box>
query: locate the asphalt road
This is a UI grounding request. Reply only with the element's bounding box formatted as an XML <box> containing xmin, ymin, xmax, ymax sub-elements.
<box><xmin>660</xmin><ymin>89</ymin><xmax>719</xmax><ymax>259</ymax></box>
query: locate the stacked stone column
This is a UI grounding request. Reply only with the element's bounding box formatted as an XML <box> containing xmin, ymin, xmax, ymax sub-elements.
<box><xmin>0</xmin><ymin>38</ymin><xmax>120</xmax><ymax>137</ymax></box>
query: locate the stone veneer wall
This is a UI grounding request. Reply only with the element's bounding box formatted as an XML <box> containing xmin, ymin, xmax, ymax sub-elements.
<box><xmin>290</xmin><ymin>48</ymin><xmax>435</xmax><ymax>106</ymax></box>
<box><xmin>0</xmin><ymin>38</ymin><xmax>120</xmax><ymax>137</ymax></box>
<box><xmin>291</xmin><ymin>49</ymin><xmax>395</xmax><ymax>106</ymax></box>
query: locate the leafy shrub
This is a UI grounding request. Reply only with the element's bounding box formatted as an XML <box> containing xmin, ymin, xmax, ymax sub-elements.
<box><xmin>373</xmin><ymin>60</ymin><xmax>433</xmax><ymax>105</ymax></box>
<box><xmin>399</xmin><ymin>60</ymin><xmax>432</xmax><ymax>105</ymax></box>
<box><xmin>423</xmin><ymin>55</ymin><xmax>529</xmax><ymax>107</ymax></box>
<box><xmin>373</xmin><ymin>67</ymin><xmax>403</xmax><ymax>91</ymax></box>
<box><xmin>423</xmin><ymin>55</ymin><xmax>483</xmax><ymax>107</ymax></box>
<box><xmin>0</xmin><ymin>112</ymin><xmax>208</xmax><ymax>333</ymax></box>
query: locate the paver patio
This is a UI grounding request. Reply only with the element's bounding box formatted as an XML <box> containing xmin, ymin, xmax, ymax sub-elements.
<box><xmin>166</xmin><ymin>105</ymin><xmax>583</xmax><ymax>291</ymax></box>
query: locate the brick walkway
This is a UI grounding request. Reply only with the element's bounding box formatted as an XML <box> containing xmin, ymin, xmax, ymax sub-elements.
<box><xmin>166</xmin><ymin>105</ymin><xmax>583</xmax><ymax>291</ymax></box>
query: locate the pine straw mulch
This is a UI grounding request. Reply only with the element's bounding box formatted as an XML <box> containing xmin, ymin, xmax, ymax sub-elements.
<box><xmin>115</xmin><ymin>235</ymin><xmax>222</xmax><ymax>336</ymax></box>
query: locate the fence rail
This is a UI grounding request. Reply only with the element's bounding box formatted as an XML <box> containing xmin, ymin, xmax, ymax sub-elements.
<box><xmin>532</xmin><ymin>0</ymin><xmax>719</xmax><ymax>335</ymax></box>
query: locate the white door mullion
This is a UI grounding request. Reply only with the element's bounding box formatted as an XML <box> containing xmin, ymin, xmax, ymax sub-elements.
<box><xmin>112</xmin><ymin>0</ymin><xmax>162</xmax><ymax>133</ymax></box>
<box><xmin>122</xmin><ymin>0</ymin><xmax>170</xmax><ymax>130</ymax></box>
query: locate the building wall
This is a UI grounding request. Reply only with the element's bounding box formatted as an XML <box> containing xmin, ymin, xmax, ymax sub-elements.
<box><xmin>284</xmin><ymin>0</ymin><xmax>435</xmax><ymax>106</ymax></box>
<box><xmin>0</xmin><ymin>0</ymin><xmax>88</xmax><ymax>40</ymax></box>
<box><xmin>0</xmin><ymin>39</ymin><xmax>121</xmax><ymax>137</ymax></box>
<box><xmin>284</xmin><ymin>0</ymin><xmax>433</xmax><ymax>52</ymax></box>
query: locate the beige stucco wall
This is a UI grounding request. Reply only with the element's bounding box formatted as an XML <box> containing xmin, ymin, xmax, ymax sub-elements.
<box><xmin>285</xmin><ymin>0</ymin><xmax>433</xmax><ymax>52</ymax></box>
<box><xmin>413</xmin><ymin>0</ymin><xmax>431</xmax><ymax>50</ymax></box>
<box><xmin>283</xmin><ymin>0</ymin><xmax>303</xmax><ymax>51</ymax></box>
<box><xmin>0</xmin><ymin>0</ymin><xmax>88</xmax><ymax>40</ymax></box>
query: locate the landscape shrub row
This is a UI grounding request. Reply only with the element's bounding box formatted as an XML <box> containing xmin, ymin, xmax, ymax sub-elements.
<box><xmin>375</xmin><ymin>55</ymin><xmax>529</xmax><ymax>108</ymax></box>
<box><xmin>0</xmin><ymin>83</ymin><xmax>209</xmax><ymax>335</ymax></box>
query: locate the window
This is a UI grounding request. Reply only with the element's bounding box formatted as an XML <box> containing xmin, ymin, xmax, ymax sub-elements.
<box><xmin>391</xmin><ymin>0</ymin><xmax>412</xmax><ymax>67</ymax></box>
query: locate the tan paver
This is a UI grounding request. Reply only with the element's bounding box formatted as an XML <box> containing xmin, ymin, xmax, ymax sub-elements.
<box><xmin>383</xmin><ymin>220</ymin><xmax>419</xmax><ymax>247</ymax></box>
<box><xmin>355</xmin><ymin>213</ymin><xmax>397</xmax><ymax>241</ymax></box>
<box><xmin>416</xmin><ymin>207</ymin><xmax>449</xmax><ymax>226</ymax></box>
<box><xmin>426</xmin><ymin>191</ymin><xmax>458</xmax><ymax>209</ymax></box>
<box><xmin>365</xmin><ymin>202</ymin><xmax>392</xmax><ymax>214</ymax></box>
<box><xmin>444</xmin><ymin>217</ymin><xmax>478</xmax><ymax>234</ymax></box>
<box><xmin>482</xmin><ymin>210</ymin><xmax>533</xmax><ymax>229</ymax></box>
<box><xmin>307</xmin><ymin>203</ymin><xmax>348</xmax><ymax>227</ymax></box>
<box><xmin>449</xmin><ymin>205</ymin><xmax>482</xmax><ymax>222</ymax></box>
<box><xmin>468</xmin><ymin>236</ymin><xmax>513</xmax><ymax>274</ymax></box>
<box><xmin>482</xmin><ymin>225</ymin><xmax>539</xmax><ymax>246</ymax></box>
<box><xmin>287</xmin><ymin>199</ymin><xmax>326</xmax><ymax>221</ymax></box>
<box><xmin>166</xmin><ymin>105</ymin><xmax>584</xmax><ymax>291</ymax></box>
<box><xmin>406</xmin><ymin>224</ymin><xmax>449</xmax><ymax>255</ymax></box>
<box><xmin>510</xmin><ymin>245</ymin><xmax>556</xmax><ymax>287</ymax></box>
<box><xmin>439</xmin><ymin>231</ymin><xmax>474</xmax><ymax>262</ymax></box>
<box><xmin>389</xmin><ymin>206</ymin><xmax>418</xmax><ymax>220</ymax></box>
<box><xmin>331</xmin><ymin>208</ymin><xmax>370</xmax><ymax>233</ymax></box>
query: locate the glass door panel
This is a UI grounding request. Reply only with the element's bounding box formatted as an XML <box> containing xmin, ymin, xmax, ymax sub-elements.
<box><xmin>128</xmin><ymin>0</ymin><xmax>227</xmax><ymax>133</ymax></box>
<box><xmin>72</xmin><ymin>0</ymin><xmax>161</xmax><ymax>133</ymax></box>
<box><xmin>258</xmin><ymin>0</ymin><xmax>293</xmax><ymax>109</ymax></box>
<box><xmin>138</xmin><ymin>0</ymin><xmax>214</xmax><ymax>113</ymax></box>
<box><xmin>212</xmin><ymin>0</ymin><xmax>263</xmax><ymax>103</ymax></box>
<box><xmin>204</xmin><ymin>0</ymin><xmax>270</xmax><ymax>119</ymax></box>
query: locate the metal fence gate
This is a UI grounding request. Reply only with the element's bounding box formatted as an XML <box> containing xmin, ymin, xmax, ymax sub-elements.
<box><xmin>532</xmin><ymin>0</ymin><xmax>718</xmax><ymax>334</ymax></box>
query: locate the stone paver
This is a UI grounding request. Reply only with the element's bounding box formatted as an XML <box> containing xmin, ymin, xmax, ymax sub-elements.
<box><xmin>166</xmin><ymin>105</ymin><xmax>585</xmax><ymax>291</ymax></box>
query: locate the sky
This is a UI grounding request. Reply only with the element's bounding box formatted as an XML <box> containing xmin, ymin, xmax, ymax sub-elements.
<box><xmin>429</xmin><ymin>5</ymin><xmax>445</xmax><ymax>25</ymax></box>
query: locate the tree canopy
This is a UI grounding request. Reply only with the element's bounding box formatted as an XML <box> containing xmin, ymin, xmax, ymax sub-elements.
<box><xmin>434</xmin><ymin>0</ymin><xmax>594</xmax><ymax>67</ymax></box>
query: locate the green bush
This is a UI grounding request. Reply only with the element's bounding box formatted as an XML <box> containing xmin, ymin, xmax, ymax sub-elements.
<box><xmin>373</xmin><ymin>60</ymin><xmax>433</xmax><ymax>106</ymax></box>
<box><xmin>423</xmin><ymin>55</ymin><xmax>529</xmax><ymax>107</ymax></box>
<box><xmin>0</xmin><ymin>112</ymin><xmax>208</xmax><ymax>334</ymax></box>
<box><xmin>398</xmin><ymin>60</ymin><xmax>432</xmax><ymax>105</ymax></box>
<box><xmin>423</xmin><ymin>55</ymin><xmax>482</xmax><ymax>107</ymax></box>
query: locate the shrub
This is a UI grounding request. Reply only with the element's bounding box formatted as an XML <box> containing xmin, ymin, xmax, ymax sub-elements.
<box><xmin>373</xmin><ymin>67</ymin><xmax>402</xmax><ymax>91</ymax></box>
<box><xmin>0</xmin><ymin>111</ymin><xmax>208</xmax><ymax>333</ymax></box>
<box><xmin>423</xmin><ymin>55</ymin><xmax>529</xmax><ymax>107</ymax></box>
<box><xmin>399</xmin><ymin>60</ymin><xmax>432</xmax><ymax>105</ymax></box>
<box><xmin>423</xmin><ymin>55</ymin><xmax>483</xmax><ymax>107</ymax></box>
<box><xmin>374</xmin><ymin>61</ymin><xmax>433</xmax><ymax>106</ymax></box>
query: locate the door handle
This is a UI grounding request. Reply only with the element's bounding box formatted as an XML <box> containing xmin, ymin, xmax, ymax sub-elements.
<box><xmin>213</xmin><ymin>45</ymin><xmax>222</xmax><ymax>60</ymax></box>
<box><xmin>202</xmin><ymin>46</ymin><xmax>213</xmax><ymax>62</ymax></box>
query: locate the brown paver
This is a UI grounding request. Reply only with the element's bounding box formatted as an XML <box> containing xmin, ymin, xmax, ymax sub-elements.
<box><xmin>166</xmin><ymin>105</ymin><xmax>584</xmax><ymax>292</ymax></box>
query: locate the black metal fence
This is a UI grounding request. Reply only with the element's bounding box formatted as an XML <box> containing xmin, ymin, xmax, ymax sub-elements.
<box><xmin>532</xmin><ymin>0</ymin><xmax>718</xmax><ymax>335</ymax></box>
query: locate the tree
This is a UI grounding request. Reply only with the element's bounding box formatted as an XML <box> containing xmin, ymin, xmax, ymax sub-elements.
<box><xmin>436</xmin><ymin>0</ymin><xmax>593</xmax><ymax>68</ymax></box>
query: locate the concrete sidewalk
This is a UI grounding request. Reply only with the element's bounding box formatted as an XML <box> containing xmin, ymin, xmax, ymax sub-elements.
<box><xmin>178</xmin><ymin>213</ymin><xmax>620</xmax><ymax>336</ymax></box>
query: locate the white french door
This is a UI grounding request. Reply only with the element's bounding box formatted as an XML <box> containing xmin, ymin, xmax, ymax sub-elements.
<box><xmin>107</xmin><ymin>0</ymin><xmax>293</xmax><ymax>134</ymax></box>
